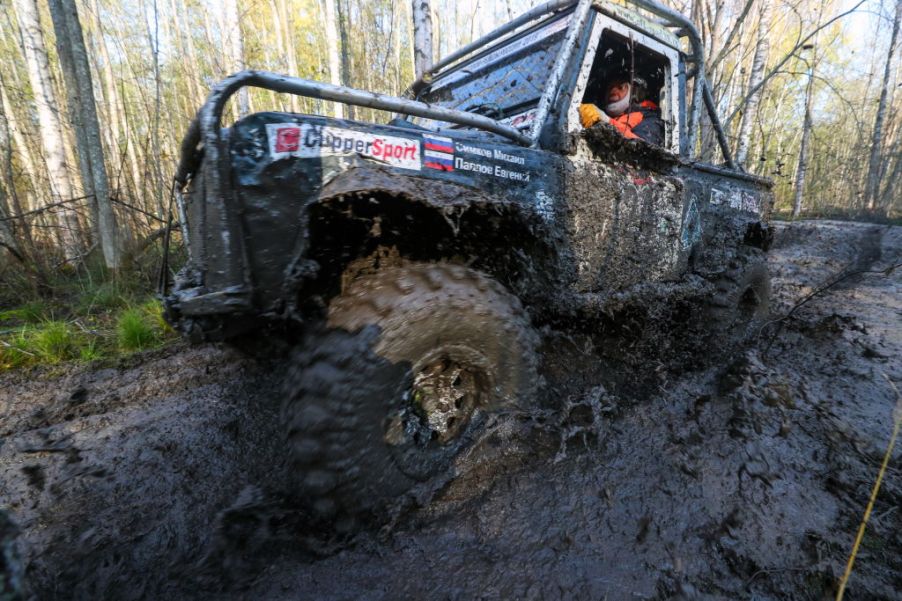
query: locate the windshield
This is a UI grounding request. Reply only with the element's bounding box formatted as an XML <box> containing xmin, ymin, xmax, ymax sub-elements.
<box><xmin>416</xmin><ymin>11</ymin><xmax>572</xmax><ymax>132</ymax></box>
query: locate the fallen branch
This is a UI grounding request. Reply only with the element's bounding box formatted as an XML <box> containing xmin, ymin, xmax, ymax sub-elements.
<box><xmin>0</xmin><ymin>194</ymin><xmax>94</xmax><ymax>222</ymax></box>
<box><xmin>0</xmin><ymin>239</ymin><xmax>24</xmax><ymax>262</ymax></box>
<box><xmin>128</xmin><ymin>222</ymin><xmax>180</xmax><ymax>261</ymax></box>
<box><xmin>760</xmin><ymin>259</ymin><xmax>902</xmax><ymax>351</ymax></box>
<box><xmin>52</xmin><ymin>241</ymin><xmax>99</xmax><ymax>270</ymax></box>
<box><xmin>110</xmin><ymin>197</ymin><xmax>166</xmax><ymax>223</ymax></box>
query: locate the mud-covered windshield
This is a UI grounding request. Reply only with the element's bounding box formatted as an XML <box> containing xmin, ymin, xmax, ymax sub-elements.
<box><xmin>416</xmin><ymin>11</ymin><xmax>572</xmax><ymax>132</ymax></box>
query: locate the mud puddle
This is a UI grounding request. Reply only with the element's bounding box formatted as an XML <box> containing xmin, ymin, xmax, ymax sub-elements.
<box><xmin>2</xmin><ymin>220</ymin><xmax>900</xmax><ymax>600</ymax></box>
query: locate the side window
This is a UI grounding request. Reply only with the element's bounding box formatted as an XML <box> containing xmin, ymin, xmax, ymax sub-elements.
<box><xmin>569</xmin><ymin>15</ymin><xmax>680</xmax><ymax>153</ymax></box>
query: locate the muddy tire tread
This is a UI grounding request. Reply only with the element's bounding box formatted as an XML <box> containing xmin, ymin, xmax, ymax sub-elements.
<box><xmin>282</xmin><ymin>262</ymin><xmax>539</xmax><ymax>524</ymax></box>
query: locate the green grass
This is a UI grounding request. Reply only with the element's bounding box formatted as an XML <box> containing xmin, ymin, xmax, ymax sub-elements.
<box><xmin>0</xmin><ymin>301</ymin><xmax>50</xmax><ymax>325</ymax></box>
<box><xmin>76</xmin><ymin>281</ymin><xmax>132</xmax><ymax>314</ymax></box>
<box><xmin>0</xmin><ymin>299</ymin><xmax>176</xmax><ymax>371</ymax></box>
<box><xmin>31</xmin><ymin>321</ymin><xmax>79</xmax><ymax>363</ymax></box>
<box><xmin>0</xmin><ymin>322</ymin><xmax>80</xmax><ymax>369</ymax></box>
<box><xmin>79</xmin><ymin>339</ymin><xmax>103</xmax><ymax>362</ymax></box>
<box><xmin>117</xmin><ymin>308</ymin><xmax>158</xmax><ymax>351</ymax></box>
<box><xmin>0</xmin><ymin>232</ymin><xmax>187</xmax><ymax>372</ymax></box>
<box><xmin>0</xmin><ymin>329</ymin><xmax>36</xmax><ymax>369</ymax></box>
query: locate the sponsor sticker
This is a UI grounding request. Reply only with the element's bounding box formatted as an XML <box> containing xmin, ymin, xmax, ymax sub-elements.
<box><xmin>454</xmin><ymin>142</ymin><xmax>525</xmax><ymax>165</ymax></box>
<box><xmin>681</xmin><ymin>197</ymin><xmax>702</xmax><ymax>249</ymax></box>
<box><xmin>535</xmin><ymin>191</ymin><xmax>555</xmax><ymax>220</ymax></box>
<box><xmin>423</xmin><ymin>134</ymin><xmax>454</xmax><ymax>171</ymax></box>
<box><xmin>266</xmin><ymin>123</ymin><xmax>421</xmax><ymax>171</ymax></box>
<box><xmin>710</xmin><ymin>188</ymin><xmax>741</xmax><ymax>210</ymax></box>
<box><xmin>500</xmin><ymin>110</ymin><xmax>537</xmax><ymax>131</ymax></box>
<box><xmin>453</xmin><ymin>156</ymin><xmax>531</xmax><ymax>182</ymax></box>
<box><xmin>741</xmin><ymin>192</ymin><xmax>760</xmax><ymax>214</ymax></box>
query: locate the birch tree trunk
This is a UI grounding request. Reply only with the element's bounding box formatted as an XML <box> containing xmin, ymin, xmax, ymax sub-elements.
<box><xmin>166</xmin><ymin>0</ymin><xmax>203</xmax><ymax>111</ymax></box>
<box><xmin>864</xmin><ymin>0</ymin><xmax>902</xmax><ymax>210</ymax></box>
<box><xmin>393</xmin><ymin>1</ymin><xmax>403</xmax><ymax>94</ymax></box>
<box><xmin>0</xmin><ymin>95</ymin><xmax>25</xmax><ymax>257</ymax></box>
<box><xmin>48</xmin><ymin>0</ymin><xmax>121</xmax><ymax>268</ymax></box>
<box><xmin>89</xmin><ymin>0</ymin><xmax>125</xmax><ymax>194</ymax></box>
<box><xmin>147</xmin><ymin>0</ymin><xmax>164</xmax><ymax>219</ymax></box>
<box><xmin>792</xmin><ymin>63</ymin><xmax>815</xmax><ymax>218</ymax></box>
<box><xmin>223</xmin><ymin>0</ymin><xmax>250</xmax><ymax>117</ymax></box>
<box><xmin>321</xmin><ymin>0</ymin><xmax>344</xmax><ymax>118</ymax></box>
<box><xmin>336</xmin><ymin>0</ymin><xmax>354</xmax><ymax>119</ymax></box>
<box><xmin>0</xmin><ymin>189</ymin><xmax>22</xmax><ymax>259</ymax></box>
<box><xmin>48</xmin><ymin>0</ymin><xmax>92</xmax><ymax>205</ymax></box>
<box><xmin>734</xmin><ymin>0</ymin><xmax>772</xmax><ymax>169</ymax></box>
<box><xmin>411</xmin><ymin>0</ymin><xmax>433</xmax><ymax>80</ymax></box>
<box><xmin>13</xmin><ymin>0</ymin><xmax>81</xmax><ymax>260</ymax></box>
<box><xmin>276</xmin><ymin>0</ymin><xmax>300</xmax><ymax>112</ymax></box>
<box><xmin>879</xmin><ymin>129</ymin><xmax>902</xmax><ymax>209</ymax></box>
<box><xmin>0</xmin><ymin>83</ymin><xmax>39</xmax><ymax>214</ymax></box>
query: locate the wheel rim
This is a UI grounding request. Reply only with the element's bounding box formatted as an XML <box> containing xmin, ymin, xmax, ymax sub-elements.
<box><xmin>411</xmin><ymin>358</ymin><xmax>480</xmax><ymax>443</ymax></box>
<box><xmin>383</xmin><ymin>345</ymin><xmax>491</xmax><ymax>447</ymax></box>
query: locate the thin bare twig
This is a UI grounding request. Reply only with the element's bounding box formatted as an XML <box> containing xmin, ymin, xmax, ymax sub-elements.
<box><xmin>0</xmin><ymin>194</ymin><xmax>95</xmax><ymax>222</ymax></box>
<box><xmin>761</xmin><ymin>259</ymin><xmax>902</xmax><ymax>351</ymax></box>
<box><xmin>725</xmin><ymin>0</ymin><xmax>869</xmax><ymax>128</ymax></box>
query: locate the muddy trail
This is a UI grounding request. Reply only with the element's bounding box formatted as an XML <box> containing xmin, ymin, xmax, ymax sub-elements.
<box><xmin>1</xmin><ymin>220</ymin><xmax>900</xmax><ymax>600</ymax></box>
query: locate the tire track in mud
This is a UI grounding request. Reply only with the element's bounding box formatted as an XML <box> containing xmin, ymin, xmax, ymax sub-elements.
<box><xmin>1</xmin><ymin>221</ymin><xmax>900</xmax><ymax>601</ymax></box>
<box><xmin>834</xmin><ymin>224</ymin><xmax>887</xmax><ymax>290</ymax></box>
<box><xmin>0</xmin><ymin>345</ymin><xmax>287</xmax><ymax>600</ymax></box>
<box><xmin>228</xmin><ymin>222</ymin><xmax>901</xmax><ymax>601</ymax></box>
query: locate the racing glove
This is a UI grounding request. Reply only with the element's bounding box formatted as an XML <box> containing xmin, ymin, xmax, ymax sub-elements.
<box><xmin>579</xmin><ymin>103</ymin><xmax>603</xmax><ymax>128</ymax></box>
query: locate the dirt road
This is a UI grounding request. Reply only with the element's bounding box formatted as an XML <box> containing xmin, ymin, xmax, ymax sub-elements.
<box><xmin>1</xmin><ymin>220</ymin><xmax>900</xmax><ymax>600</ymax></box>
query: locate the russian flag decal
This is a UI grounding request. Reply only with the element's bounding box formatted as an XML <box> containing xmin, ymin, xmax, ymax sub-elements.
<box><xmin>422</xmin><ymin>134</ymin><xmax>454</xmax><ymax>171</ymax></box>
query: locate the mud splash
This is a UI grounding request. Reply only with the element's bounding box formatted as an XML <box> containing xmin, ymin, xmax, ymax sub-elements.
<box><xmin>1</xmin><ymin>221</ymin><xmax>900</xmax><ymax>600</ymax></box>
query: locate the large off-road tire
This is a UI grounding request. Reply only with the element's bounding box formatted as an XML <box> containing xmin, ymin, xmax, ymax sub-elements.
<box><xmin>707</xmin><ymin>259</ymin><xmax>771</xmax><ymax>343</ymax></box>
<box><xmin>282</xmin><ymin>262</ymin><xmax>539</xmax><ymax>525</ymax></box>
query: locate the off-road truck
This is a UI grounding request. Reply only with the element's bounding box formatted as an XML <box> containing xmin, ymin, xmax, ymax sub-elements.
<box><xmin>165</xmin><ymin>0</ymin><xmax>773</xmax><ymax>523</ymax></box>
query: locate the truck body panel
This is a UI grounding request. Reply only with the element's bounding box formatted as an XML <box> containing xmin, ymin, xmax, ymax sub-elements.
<box><xmin>165</xmin><ymin>0</ymin><xmax>772</xmax><ymax>338</ymax></box>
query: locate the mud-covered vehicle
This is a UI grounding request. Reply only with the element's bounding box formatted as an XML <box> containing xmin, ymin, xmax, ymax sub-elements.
<box><xmin>165</xmin><ymin>0</ymin><xmax>773</xmax><ymax>523</ymax></box>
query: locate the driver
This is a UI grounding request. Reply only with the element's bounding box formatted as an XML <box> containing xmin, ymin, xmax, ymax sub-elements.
<box><xmin>579</xmin><ymin>75</ymin><xmax>664</xmax><ymax>146</ymax></box>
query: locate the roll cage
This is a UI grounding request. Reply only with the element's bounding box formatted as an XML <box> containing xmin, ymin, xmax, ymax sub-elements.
<box><xmin>175</xmin><ymin>0</ymin><xmax>736</xmax><ymax>189</ymax></box>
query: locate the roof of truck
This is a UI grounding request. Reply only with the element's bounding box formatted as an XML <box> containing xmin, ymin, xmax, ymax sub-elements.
<box><xmin>596</xmin><ymin>1</ymin><xmax>683</xmax><ymax>51</ymax></box>
<box><xmin>424</xmin><ymin>1</ymin><xmax>685</xmax><ymax>88</ymax></box>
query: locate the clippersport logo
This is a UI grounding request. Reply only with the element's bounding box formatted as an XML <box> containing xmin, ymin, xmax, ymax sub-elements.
<box><xmin>267</xmin><ymin>123</ymin><xmax>421</xmax><ymax>171</ymax></box>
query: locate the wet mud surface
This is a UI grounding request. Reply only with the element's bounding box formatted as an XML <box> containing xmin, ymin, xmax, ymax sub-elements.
<box><xmin>2</xmin><ymin>220</ymin><xmax>900</xmax><ymax>600</ymax></box>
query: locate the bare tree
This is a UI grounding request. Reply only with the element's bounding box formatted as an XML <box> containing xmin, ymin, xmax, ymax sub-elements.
<box><xmin>0</xmin><ymin>99</ymin><xmax>23</xmax><ymax>258</ymax></box>
<box><xmin>322</xmin><ymin>0</ymin><xmax>344</xmax><ymax>118</ymax></box>
<box><xmin>336</xmin><ymin>0</ymin><xmax>354</xmax><ymax>119</ymax></box>
<box><xmin>48</xmin><ymin>0</ymin><xmax>121</xmax><ymax>268</ymax></box>
<box><xmin>273</xmin><ymin>0</ymin><xmax>300</xmax><ymax>111</ymax></box>
<box><xmin>0</xmin><ymin>77</ymin><xmax>32</xmax><ymax>252</ymax></box>
<box><xmin>878</xmin><ymin>130</ymin><xmax>901</xmax><ymax>209</ymax></box>
<box><xmin>223</xmin><ymin>0</ymin><xmax>250</xmax><ymax>117</ymax></box>
<box><xmin>168</xmin><ymin>0</ymin><xmax>204</xmax><ymax>109</ymax></box>
<box><xmin>792</xmin><ymin>53</ymin><xmax>816</xmax><ymax>217</ymax></box>
<box><xmin>864</xmin><ymin>0</ymin><xmax>902</xmax><ymax>210</ymax></box>
<box><xmin>12</xmin><ymin>0</ymin><xmax>81</xmax><ymax>260</ymax></box>
<box><xmin>147</xmin><ymin>0</ymin><xmax>164</xmax><ymax>219</ymax></box>
<box><xmin>0</xmin><ymin>82</ymin><xmax>39</xmax><ymax>215</ymax></box>
<box><xmin>411</xmin><ymin>0</ymin><xmax>433</xmax><ymax>80</ymax></box>
<box><xmin>725</xmin><ymin>0</ymin><xmax>868</xmax><ymax>128</ymax></box>
<box><xmin>734</xmin><ymin>0</ymin><xmax>772</xmax><ymax>168</ymax></box>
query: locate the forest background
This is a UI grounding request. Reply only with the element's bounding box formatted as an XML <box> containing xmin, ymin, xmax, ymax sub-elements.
<box><xmin>0</xmin><ymin>0</ymin><xmax>900</xmax><ymax>366</ymax></box>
